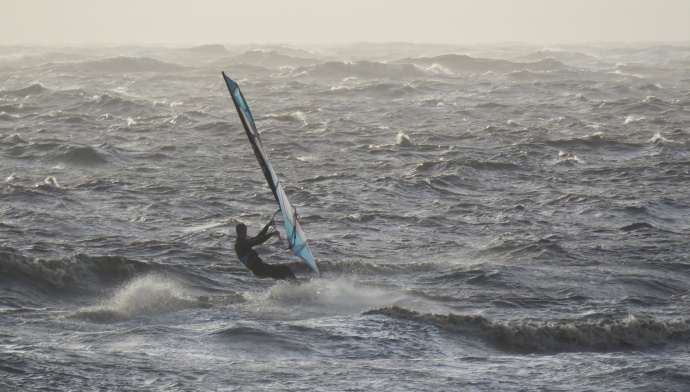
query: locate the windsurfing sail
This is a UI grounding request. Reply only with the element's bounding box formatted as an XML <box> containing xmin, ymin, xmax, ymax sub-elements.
<box><xmin>222</xmin><ymin>72</ymin><xmax>319</xmax><ymax>274</ymax></box>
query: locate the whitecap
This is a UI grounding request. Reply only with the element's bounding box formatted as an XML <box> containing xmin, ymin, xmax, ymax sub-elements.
<box><xmin>396</xmin><ymin>131</ymin><xmax>413</xmax><ymax>146</ymax></box>
<box><xmin>624</xmin><ymin>115</ymin><xmax>646</xmax><ymax>124</ymax></box>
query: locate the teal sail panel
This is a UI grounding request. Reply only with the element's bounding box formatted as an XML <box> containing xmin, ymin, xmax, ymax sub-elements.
<box><xmin>222</xmin><ymin>72</ymin><xmax>318</xmax><ymax>274</ymax></box>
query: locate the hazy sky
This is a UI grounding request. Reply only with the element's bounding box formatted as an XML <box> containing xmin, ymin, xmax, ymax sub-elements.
<box><xmin>3</xmin><ymin>0</ymin><xmax>690</xmax><ymax>46</ymax></box>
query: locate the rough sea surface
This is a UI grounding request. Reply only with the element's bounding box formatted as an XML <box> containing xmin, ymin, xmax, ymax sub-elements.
<box><xmin>2</xmin><ymin>43</ymin><xmax>690</xmax><ymax>390</ymax></box>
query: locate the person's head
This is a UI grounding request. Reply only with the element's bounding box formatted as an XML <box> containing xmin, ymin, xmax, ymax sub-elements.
<box><xmin>236</xmin><ymin>223</ymin><xmax>247</xmax><ymax>238</ymax></box>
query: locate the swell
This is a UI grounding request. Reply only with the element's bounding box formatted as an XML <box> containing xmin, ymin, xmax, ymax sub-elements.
<box><xmin>229</xmin><ymin>50</ymin><xmax>321</xmax><ymax>68</ymax></box>
<box><xmin>321</xmin><ymin>83</ymin><xmax>420</xmax><ymax>98</ymax></box>
<box><xmin>183</xmin><ymin>44</ymin><xmax>229</xmax><ymax>56</ymax></box>
<box><xmin>364</xmin><ymin>306</ymin><xmax>690</xmax><ymax>353</ymax></box>
<box><xmin>513</xmin><ymin>50</ymin><xmax>601</xmax><ymax>64</ymax></box>
<box><xmin>519</xmin><ymin>132</ymin><xmax>638</xmax><ymax>151</ymax></box>
<box><xmin>55</xmin><ymin>144</ymin><xmax>112</xmax><ymax>166</ymax></box>
<box><xmin>75</xmin><ymin>56</ymin><xmax>187</xmax><ymax>73</ymax></box>
<box><xmin>5</xmin><ymin>139</ymin><xmax>126</xmax><ymax>166</ymax></box>
<box><xmin>317</xmin><ymin>259</ymin><xmax>423</xmax><ymax>275</ymax></box>
<box><xmin>67</xmin><ymin>93</ymin><xmax>156</xmax><ymax>117</ymax></box>
<box><xmin>395</xmin><ymin>54</ymin><xmax>568</xmax><ymax>74</ymax></box>
<box><xmin>0</xmin><ymin>251</ymin><xmax>153</xmax><ymax>290</ymax></box>
<box><xmin>0</xmin><ymin>83</ymin><xmax>48</xmax><ymax>98</ymax></box>
<box><xmin>410</xmin><ymin>158</ymin><xmax>522</xmax><ymax>176</ymax></box>
<box><xmin>294</xmin><ymin>60</ymin><xmax>426</xmax><ymax>79</ymax></box>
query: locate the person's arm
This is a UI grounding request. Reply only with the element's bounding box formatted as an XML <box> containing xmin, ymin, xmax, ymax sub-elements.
<box><xmin>247</xmin><ymin>232</ymin><xmax>272</xmax><ymax>247</ymax></box>
<box><xmin>256</xmin><ymin>221</ymin><xmax>272</xmax><ymax>237</ymax></box>
<box><xmin>247</xmin><ymin>220</ymin><xmax>276</xmax><ymax>246</ymax></box>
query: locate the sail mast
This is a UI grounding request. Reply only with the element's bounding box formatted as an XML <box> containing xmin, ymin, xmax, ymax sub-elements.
<box><xmin>222</xmin><ymin>72</ymin><xmax>319</xmax><ymax>274</ymax></box>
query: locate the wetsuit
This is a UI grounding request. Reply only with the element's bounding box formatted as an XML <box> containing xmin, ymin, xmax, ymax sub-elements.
<box><xmin>234</xmin><ymin>222</ymin><xmax>296</xmax><ymax>280</ymax></box>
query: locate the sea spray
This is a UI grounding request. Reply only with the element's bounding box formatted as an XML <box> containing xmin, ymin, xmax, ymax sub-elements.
<box><xmin>261</xmin><ymin>278</ymin><xmax>403</xmax><ymax>314</ymax></box>
<box><xmin>72</xmin><ymin>274</ymin><xmax>211</xmax><ymax>322</ymax></box>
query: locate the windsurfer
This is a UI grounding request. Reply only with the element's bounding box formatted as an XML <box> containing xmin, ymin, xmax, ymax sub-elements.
<box><xmin>234</xmin><ymin>220</ymin><xmax>296</xmax><ymax>280</ymax></box>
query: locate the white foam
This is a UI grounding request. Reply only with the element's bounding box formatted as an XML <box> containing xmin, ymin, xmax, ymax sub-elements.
<box><xmin>40</xmin><ymin>176</ymin><xmax>60</xmax><ymax>188</ymax></box>
<box><xmin>296</xmin><ymin>155</ymin><xmax>318</xmax><ymax>162</ymax></box>
<box><xmin>555</xmin><ymin>151</ymin><xmax>582</xmax><ymax>164</ymax></box>
<box><xmin>396</xmin><ymin>131</ymin><xmax>412</xmax><ymax>146</ymax></box>
<box><xmin>181</xmin><ymin>221</ymin><xmax>223</xmax><ymax>233</ymax></box>
<box><xmin>261</xmin><ymin>278</ymin><xmax>403</xmax><ymax>314</ymax></box>
<box><xmin>425</xmin><ymin>63</ymin><xmax>452</xmax><ymax>74</ymax></box>
<box><xmin>649</xmin><ymin>132</ymin><xmax>674</xmax><ymax>145</ymax></box>
<box><xmin>260</xmin><ymin>111</ymin><xmax>305</xmax><ymax>123</ymax></box>
<box><xmin>624</xmin><ymin>115</ymin><xmax>646</xmax><ymax>124</ymax></box>
<box><xmin>75</xmin><ymin>275</ymin><xmax>206</xmax><ymax>321</ymax></box>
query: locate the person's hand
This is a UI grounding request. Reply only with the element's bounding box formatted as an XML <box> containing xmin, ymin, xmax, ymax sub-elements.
<box><xmin>272</xmin><ymin>230</ymin><xmax>280</xmax><ymax>237</ymax></box>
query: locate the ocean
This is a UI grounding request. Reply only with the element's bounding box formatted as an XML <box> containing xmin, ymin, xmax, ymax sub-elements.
<box><xmin>1</xmin><ymin>42</ymin><xmax>690</xmax><ymax>390</ymax></box>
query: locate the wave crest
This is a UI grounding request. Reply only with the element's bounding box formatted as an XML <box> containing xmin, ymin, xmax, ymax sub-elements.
<box><xmin>0</xmin><ymin>251</ymin><xmax>152</xmax><ymax>289</ymax></box>
<box><xmin>297</xmin><ymin>61</ymin><xmax>426</xmax><ymax>79</ymax></box>
<box><xmin>230</xmin><ymin>50</ymin><xmax>321</xmax><ymax>68</ymax></box>
<box><xmin>56</xmin><ymin>145</ymin><xmax>108</xmax><ymax>165</ymax></box>
<box><xmin>0</xmin><ymin>84</ymin><xmax>48</xmax><ymax>98</ymax></box>
<box><xmin>364</xmin><ymin>306</ymin><xmax>690</xmax><ymax>353</ymax></box>
<box><xmin>184</xmin><ymin>44</ymin><xmax>229</xmax><ymax>56</ymax></box>
<box><xmin>397</xmin><ymin>54</ymin><xmax>567</xmax><ymax>74</ymax></box>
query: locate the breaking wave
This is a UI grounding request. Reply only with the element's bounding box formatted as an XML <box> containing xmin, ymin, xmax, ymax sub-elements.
<box><xmin>1</xmin><ymin>133</ymin><xmax>27</xmax><ymax>145</ymax></box>
<box><xmin>396</xmin><ymin>131</ymin><xmax>412</xmax><ymax>146</ymax></box>
<box><xmin>71</xmin><ymin>275</ymin><xmax>213</xmax><ymax>322</ymax></box>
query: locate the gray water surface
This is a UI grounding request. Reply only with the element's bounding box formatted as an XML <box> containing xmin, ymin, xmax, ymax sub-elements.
<box><xmin>2</xmin><ymin>43</ymin><xmax>690</xmax><ymax>390</ymax></box>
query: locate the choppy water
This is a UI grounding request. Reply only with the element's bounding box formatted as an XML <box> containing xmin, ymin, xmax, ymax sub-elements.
<box><xmin>2</xmin><ymin>43</ymin><xmax>690</xmax><ymax>390</ymax></box>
